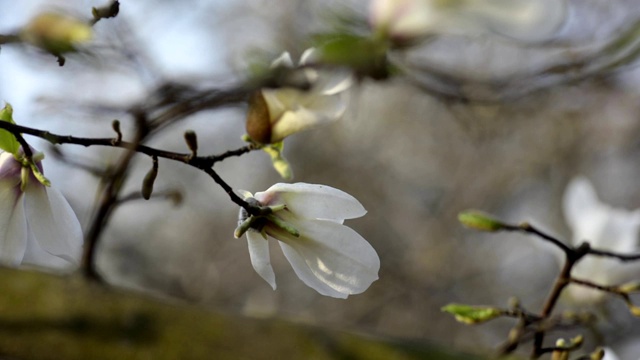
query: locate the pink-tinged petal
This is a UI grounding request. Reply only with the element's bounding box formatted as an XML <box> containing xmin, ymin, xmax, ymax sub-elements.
<box><xmin>24</xmin><ymin>184</ymin><xmax>82</xmax><ymax>265</ymax></box>
<box><xmin>0</xmin><ymin>187</ymin><xmax>27</xmax><ymax>265</ymax></box>
<box><xmin>271</xmin><ymin>219</ymin><xmax>379</xmax><ymax>298</ymax></box>
<box><xmin>256</xmin><ymin>183</ymin><xmax>366</xmax><ymax>221</ymax></box>
<box><xmin>247</xmin><ymin>230</ymin><xmax>277</xmax><ymax>290</ymax></box>
<box><xmin>0</xmin><ymin>152</ymin><xmax>22</xmax><ymax>183</ymax></box>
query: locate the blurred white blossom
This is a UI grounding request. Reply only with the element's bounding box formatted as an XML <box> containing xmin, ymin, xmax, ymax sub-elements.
<box><xmin>563</xmin><ymin>176</ymin><xmax>640</xmax><ymax>304</ymax></box>
<box><xmin>602</xmin><ymin>347</ymin><xmax>619</xmax><ymax>360</ymax></box>
<box><xmin>235</xmin><ymin>183</ymin><xmax>379</xmax><ymax>298</ymax></box>
<box><xmin>0</xmin><ymin>150</ymin><xmax>82</xmax><ymax>269</ymax></box>
<box><xmin>246</xmin><ymin>49</ymin><xmax>353</xmax><ymax>144</ymax></box>
<box><xmin>369</xmin><ymin>0</ymin><xmax>568</xmax><ymax>43</ymax></box>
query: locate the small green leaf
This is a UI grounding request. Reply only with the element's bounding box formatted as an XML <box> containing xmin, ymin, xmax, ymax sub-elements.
<box><xmin>441</xmin><ymin>304</ymin><xmax>502</xmax><ymax>325</ymax></box>
<box><xmin>262</xmin><ymin>142</ymin><xmax>293</xmax><ymax>180</ymax></box>
<box><xmin>314</xmin><ymin>33</ymin><xmax>389</xmax><ymax>79</ymax></box>
<box><xmin>458</xmin><ymin>210</ymin><xmax>506</xmax><ymax>232</ymax></box>
<box><xmin>0</xmin><ymin>103</ymin><xmax>19</xmax><ymax>154</ymax></box>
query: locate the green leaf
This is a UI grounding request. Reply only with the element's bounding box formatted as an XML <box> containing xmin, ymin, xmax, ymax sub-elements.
<box><xmin>458</xmin><ymin>210</ymin><xmax>506</xmax><ymax>232</ymax></box>
<box><xmin>313</xmin><ymin>32</ymin><xmax>389</xmax><ymax>79</ymax></box>
<box><xmin>262</xmin><ymin>142</ymin><xmax>293</xmax><ymax>180</ymax></box>
<box><xmin>441</xmin><ymin>304</ymin><xmax>502</xmax><ymax>325</ymax></box>
<box><xmin>0</xmin><ymin>103</ymin><xmax>19</xmax><ymax>154</ymax></box>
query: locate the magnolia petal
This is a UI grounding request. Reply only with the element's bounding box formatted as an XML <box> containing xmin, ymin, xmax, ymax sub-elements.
<box><xmin>24</xmin><ymin>184</ymin><xmax>82</xmax><ymax>265</ymax></box>
<box><xmin>0</xmin><ymin>187</ymin><xmax>27</xmax><ymax>265</ymax></box>
<box><xmin>272</xmin><ymin>219</ymin><xmax>379</xmax><ymax>298</ymax></box>
<box><xmin>300</xmin><ymin>91</ymin><xmax>348</xmax><ymax>120</ymax></box>
<box><xmin>270</xmin><ymin>107</ymin><xmax>323</xmax><ymax>142</ymax></box>
<box><xmin>316</xmin><ymin>73</ymin><xmax>353</xmax><ymax>96</ymax></box>
<box><xmin>598</xmin><ymin>208</ymin><xmax>640</xmax><ymax>253</ymax></box>
<box><xmin>247</xmin><ymin>230</ymin><xmax>277</xmax><ymax>290</ymax></box>
<box><xmin>270</xmin><ymin>51</ymin><xmax>294</xmax><ymax>69</ymax></box>
<box><xmin>22</xmin><ymin>227</ymin><xmax>75</xmax><ymax>268</ymax></box>
<box><xmin>264</xmin><ymin>88</ymin><xmax>304</xmax><ymax>115</ymax></box>
<box><xmin>601</xmin><ymin>347</ymin><xmax>620</xmax><ymax>360</ymax></box>
<box><xmin>279</xmin><ymin>240</ymin><xmax>349</xmax><ymax>298</ymax></box>
<box><xmin>0</xmin><ymin>153</ymin><xmax>23</xmax><ymax>185</ymax></box>
<box><xmin>562</xmin><ymin>177</ymin><xmax>601</xmax><ymax>232</ymax></box>
<box><xmin>256</xmin><ymin>183</ymin><xmax>366</xmax><ymax>221</ymax></box>
<box><xmin>370</xmin><ymin>0</ymin><xmax>434</xmax><ymax>39</ymax></box>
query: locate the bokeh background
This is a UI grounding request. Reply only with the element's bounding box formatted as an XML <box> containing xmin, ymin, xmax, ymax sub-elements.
<box><xmin>2</xmin><ymin>0</ymin><xmax>640</xmax><ymax>358</ymax></box>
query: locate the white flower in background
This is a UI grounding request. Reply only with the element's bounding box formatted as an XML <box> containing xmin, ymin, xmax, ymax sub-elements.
<box><xmin>246</xmin><ymin>49</ymin><xmax>353</xmax><ymax>144</ymax></box>
<box><xmin>563</xmin><ymin>176</ymin><xmax>640</xmax><ymax>304</ymax></box>
<box><xmin>0</xmin><ymin>150</ymin><xmax>83</xmax><ymax>268</ymax></box>
<box><xmin>369</xmin><ymin>0</ymin><xmax>568</xmax><ymax>43</ymax></box>
<box><xmin>235</xmin><ymin>183</ymin><xmax>380</xmax><ymax>298</ymax></box>
<box><xmin>602</xmin><ymin>347</ymin><xmax>620</xmax><ymax>360</ymax></box>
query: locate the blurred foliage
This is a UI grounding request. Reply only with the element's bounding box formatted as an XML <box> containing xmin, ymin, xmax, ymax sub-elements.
<box><xmin>0</xmin><ymin>267</ymin><xmax>484</xmax><ymax>360</ymax></box>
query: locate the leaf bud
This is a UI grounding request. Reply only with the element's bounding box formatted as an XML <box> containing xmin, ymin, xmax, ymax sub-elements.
<box><xmin>458</xmin><ymin>210</ymin><xmax>507</xmax><ymax>232</ymax></box>
<box><xmin>141</xmin><ymin>157</ymin><xmax>158</xmax><ymax>200</ymax></box>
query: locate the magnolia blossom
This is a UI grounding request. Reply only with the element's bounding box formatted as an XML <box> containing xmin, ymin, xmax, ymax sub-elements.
<box><xmin>246</xmin><ymin>49</ymin><xmax>353</xmax><ymax>144</ymax></box>
<box><xmin>563</xmin><ymin>177</ymin><xmax>640</xmax><ymax>303</ymax></box>
<box><xmin>0</xmin><ymin>150</ymin><xmax>82</xmax><ymax>268</ymax></box>
<box><xmin>602</xmin><ymin>348</ymin><xmax>619</xmax><ymax>360</ymax></box>
<box><xmin>235</xmin><ymin>183</ymin><xmax>380</xmax><ymax>298</ymax></box>
<box><xmin>370</xmin><ymin>0</ymin><xmax>568</xmax><ymax>43</ymax></box>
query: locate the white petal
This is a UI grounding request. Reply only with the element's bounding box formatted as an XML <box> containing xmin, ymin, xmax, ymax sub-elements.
<box><xmin>601</xmin><ymin>347</ymin><xmax>620</xmax><ymax>360</ymax></box>
<box><xmin>256</xmin><ymin>183</ymin><xmax>366</xmax><ymax>221</ymax></box>
<box><xmin>264</xmin><ymin>88</ymin><xmax>303</xmax><ymax>115</ymax></box>
<box><xmin>279</xmin><ymin>240</ymin><xmax>348</xmax><ymax>298</ymax></box>
<box><xmin>299</xmin><ymin>48</ymin><xmax>317</xmax><ymax>66</ymax></box>
<box><xmin>562</xmin><ymin>177</ymin><xmax>601</xmax><ymax>232</ymax></box>
<box><xmin>270</xmin><ymin>51</ymin><xmax>294</xmax><ymax>69</ymax></box>
<box><xmin>270</xmin><ymin>107</ymin><xmax>323</xmax><ymax>142</ymax></box>
<box><xmin>316</xmin><ymin>73</ymin><xmax>353</xmax><ymax>96</ymax></box>
<box><xmin>271</xmin><ymin>219</ymin><xmax>379</xmax><ymax>298</ymax></box>
<box><xmin>247</xmin><ymin>230</ymin><xmax>277</xmax><ymax>290</ymax></box>
<box><xmin>22</xmin><ymin>227</ymin><xmax>75</xmax><ymax>268</ymax></box>
<box><xmin>0</xmin><ymin>186</ymin><xmax>27</xmax><ymax>265</ymax></box>
<box><xmin>370</xmin><ymin>0</ymin><xmax>434</xmax><ymax>39</ymax></box>
<box><xmin>24</xmin><ymin>184</ymin><xmax>83</xmax><ymax>265</ymax></box>
<box><xmin>300</xmin><ymin>92</ymin><xmax>348</xmax><ymax>119</ymax></box>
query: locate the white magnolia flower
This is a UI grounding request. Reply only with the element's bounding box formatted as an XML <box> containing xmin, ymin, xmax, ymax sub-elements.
<box><xmin>0</xmin><ymin>150</ymin><xmax>82</xmax><ymax>268</ymax></box>
<box><xmin>369</xmin><ymin>0</ymin><xmax>568</xmax><ymax>43</ymax></box>
<box><xmin>602</xmin><ymin>347</ymin><xmax>619</xmax><ymax>360</ymax></box>
<box><xmin>563</xmin><ymin>176</ymin><xmax>640</xmax><ymax>303</ymax></box>
<box><xmin>246</xmin><ymin>49</ymin><xmax>353</xmax><ymax>144</ymax></box>
<box><xmin>235</xmin><ymin>183</ymin><xmax>380</xmax><ymax>298</ymax></box>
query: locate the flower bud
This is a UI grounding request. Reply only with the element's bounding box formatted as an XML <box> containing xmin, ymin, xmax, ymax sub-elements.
<box><xmin>141</xmin><ymin>157</ymin><xmax>158</xmax><ymax>200</ymax></box>
<box><xmin>246</xmin><ymin>91</ymin><xmax>273</xmax><ymax>144</ymax></box>
<box><xmin>21</xmin><ymin>12</ymin><xmax>92</xmax><ymax>54</ymax></box>
<box><xmin>184</xmin><ymin>130</ymin><xmax>198</xmax><ymax>156</ymax></box>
